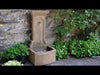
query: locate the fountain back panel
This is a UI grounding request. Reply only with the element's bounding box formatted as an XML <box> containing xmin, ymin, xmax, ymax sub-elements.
<box><xmin>29</xmin><ymin>10</ymin><xmax>56</xmax><ymax>66</ymax></box>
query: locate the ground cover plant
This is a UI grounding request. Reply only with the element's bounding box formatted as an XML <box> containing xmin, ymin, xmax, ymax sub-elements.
<box><xmin>52</xmin><ymin>40</ymin><xmax>69</xmax><ymax>60</ymax></box>
<box><xmin>0</xmin><ymin>40</ymin><xmax>30</xmax><ymax>64</ymax></box>
<box><xmin>52</xmin><ymin>9</ymin><xmax>100</xmax><ymax>60</ymax></box>
<box><xmin>68</xmin><ymin>33</ymin><xmax>100</xmax><ymax>58</ymax></box>
<box><xmin>3</xmin><ymin>43</ymin><xmax>29</xmax><ymax>59</ymax></box>
<box><xmin>69</xmin><ymin>32</ymin><xmax>100</xmax><ymax>58</ymax></box>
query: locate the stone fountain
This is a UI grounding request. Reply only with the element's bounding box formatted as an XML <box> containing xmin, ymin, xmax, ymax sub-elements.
<box><xmin>28</xmin><ymin>10</ymin><xmax>56</xmax><ymax>66</ymax></box>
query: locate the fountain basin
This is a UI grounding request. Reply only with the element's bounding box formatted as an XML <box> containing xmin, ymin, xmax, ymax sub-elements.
<box><xmin>28</xmin><ymin>46</ymin><xmax>56</xmax><ymax>66</ymax></box>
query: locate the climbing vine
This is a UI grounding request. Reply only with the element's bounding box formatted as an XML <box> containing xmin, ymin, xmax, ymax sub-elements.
<box><xmin>52</xmin><ymin>9</ymin><xmax>100</xmax><ymax>41</ymax></box>
<box><xmin>52</xmin><ymin>9</ymin><xmax>100</xmax><ymax>60</ymax></box>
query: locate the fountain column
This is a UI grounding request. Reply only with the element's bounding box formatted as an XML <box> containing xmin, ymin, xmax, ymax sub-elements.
<box><xmin>30</xmin><ymin>10</ymin><xmax>49</xmax><ymax>49</ymax></box>
<box><xmin>29</xmin><ymin>10</ymin><xmax>56</xmax><ymax>66</ymax></box>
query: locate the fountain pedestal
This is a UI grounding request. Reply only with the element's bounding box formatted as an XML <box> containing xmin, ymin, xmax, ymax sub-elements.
<box><xmin>29</xmin><ymin>10</ymin><xmax>56</xmax><ymax>66</ymax></box>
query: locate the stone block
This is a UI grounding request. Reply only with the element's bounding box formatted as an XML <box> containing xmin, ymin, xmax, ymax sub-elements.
<box><xmin>29</xmin><ymin>46</ymin><xmax>56</xmax><ymax>66</ymax></box>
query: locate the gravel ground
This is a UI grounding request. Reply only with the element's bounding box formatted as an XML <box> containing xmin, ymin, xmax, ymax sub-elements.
<box><xmin>1</xmin><ymin>56</ymin><xmax>100</xmax><ymax>66</ymax></box>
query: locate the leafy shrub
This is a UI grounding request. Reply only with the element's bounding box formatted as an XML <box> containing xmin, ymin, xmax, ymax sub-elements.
<box><xmin>52</xmin><ymin>40</ymin><xmax>69</xmax><ymax>60</ymax></box>
<box><xmin>52</xmin><ymin>9</ymin><xmax>100</xmax><ymax>59</ymax></box>
<box><xmin>3</xmin><ymin>47</ymin><xmax>18</xmax><ymax>59</ymax></box>
<box><xmin>3</xmin><ymin>43</ymin><xmax>29</xmax><ymax>59</ymax></box>
<box><xmin>69</xmin><ymin>40</ymin><xmax>89</xmax><ymax>57</ymax></box>
<box><xmin>53</xmin><ymin>9</ymin><xmax>100</xmax><ymax>41</ymax></box>
<box><xmin>68</xmin><ymin>32</ymin><xmax>100</xmax><ymax>58</ymax></box>
<box><xmin>2</xmin><ymin>60</ymin><xmax>23</xmax><ymax>66</ymax></box>
<box><xmin>14</xmin><ymin>44</ymin><xmax>29</xmax><ymax>56</ymax></box>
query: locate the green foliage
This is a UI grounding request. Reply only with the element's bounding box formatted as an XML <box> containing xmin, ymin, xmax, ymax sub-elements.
<box><xmin>14</xmin><ymin>44</ymin><xmax>29</xmax><ymax>56</ymax></box>
<box><xmin>52</xmin><ymin>9</ymin><xmax>100</xmax><ymax>60</ymax></box>
<box><xmin>3</xmin><ymin>43</ymin><xmax>29</xmax><ymax>59</ymax></box>
<box><xmin>69</xmin><ymin>40</ymin><xmax>89</xmax><ymax>58</ymax></box>
<box><xmin>53</xmin><ymin>9</ymin><xmax>100</xmax><ymax>41</ymax></box>
<box><xmin>87</xmin><ymin>32</ymin><xmax>100</xmax><ymax>41</ymax></box>
<box><xmin>68</xmin><ymin>32</ymin><xmax>100</xmax><ymax>58</ymax></box>
<box><xmin>3</xmin><ymin>47</ymin><xmax>18</xmax><ymax>59</ymax></box>
<box><xmin>52</xmin><ymin>40</ymin><xmax>69</xmax><ymax>60</ymax></box>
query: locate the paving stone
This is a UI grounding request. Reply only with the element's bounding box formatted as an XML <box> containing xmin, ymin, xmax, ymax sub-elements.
<box><xmin>46</xmin><ymin>56</ymin><xmax>100</xmax><ymax>66</ymax></box>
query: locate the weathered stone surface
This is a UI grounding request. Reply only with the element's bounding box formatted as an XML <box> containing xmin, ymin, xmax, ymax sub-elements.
<box><xmin>0</xmin><ymin>37</ymin><xmax>6</xmax><ymax>40</ymax></box>
<box><xmin>29</xmin><ymin>47</ymin><xmax>56</xmax><ymax>66</ymax></box>
<box><xmin>30</xmin><ymin>10</ymin><xmax>49</xmax><ymax>49</ymax></box>
<box><xmin>0</xmin><ymin>9</ymin><xmax>56</xmax><ymax>52</ymax></box>
<box><xmin>45</xmin><ymin>13</ymin><xmax>56</xmax><ymax>46</ymax></box>
<box><xmin>0</xmin><ymin>9</ymin><xmax>31</xmax><ymax>51</ymax></box>
<box><xmin>0</xmin><ymin>20</ymin><xmax>19</xmax><ymax>24</ymax></box>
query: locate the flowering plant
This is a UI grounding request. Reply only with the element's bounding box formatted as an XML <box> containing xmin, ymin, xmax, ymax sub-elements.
<box><xmin>2</xmin><ymin>60</ymin><xmax>24</xmax><ymax>66</ymax></box>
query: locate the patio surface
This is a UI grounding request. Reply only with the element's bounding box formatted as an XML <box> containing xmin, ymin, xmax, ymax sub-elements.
<box><xmin>25</xmin><ymin>56</ymin><xmax>100</xmax><ymax>66</ymax></box>
<box><xmin>1</xmin><ymin>56</ymin><xmax>100</xmax><ymax>66</ymax></box>
<box><xmin>46</xmin><ymin>56</ymin><xmax>100</xmax><ymax>66</ymax></box>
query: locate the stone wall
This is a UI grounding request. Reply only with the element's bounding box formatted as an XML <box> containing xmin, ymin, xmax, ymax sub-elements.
<box><xmin>0</xmin><ymin>9</ymin><xmax>56</xmax><ymax>52</ymax></box>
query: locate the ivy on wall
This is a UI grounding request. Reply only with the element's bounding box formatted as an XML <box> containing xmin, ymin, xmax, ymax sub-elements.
<box><xmin>52</xmin><ymin>9</ymin><xmax>100</xmax><ymax>41</ymax></box>
<box><xmin>51</xmin><ymin>9</ymin><xmax>100</xmax><ymax>60</ymax></box>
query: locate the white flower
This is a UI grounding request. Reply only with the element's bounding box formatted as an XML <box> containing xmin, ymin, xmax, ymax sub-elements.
<box><xmin>2</xmin><ymin>60</ymin><xmax>23</xmax><ymax>66</ymax></box>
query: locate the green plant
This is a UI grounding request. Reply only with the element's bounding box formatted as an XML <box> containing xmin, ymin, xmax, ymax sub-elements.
<box><xmin>53</xmin><ymin>9</ymin><xmax>100</xmax><ymax>41</ymax></box>
<box><xmin>69</xmin><ymin>40</ymin><xmax>88</xmax><ymax>57</ymax></box>
<box><xmin>87</xmin><ymin>32</ymin><xmax>100</xmax><ymax>41</ymax></box>
<box><xmin>3</xmin><ymin>43</ymin><xmax>29</xmax><ymax>59</ymax></box>
<box><xmin>16</xmin><ymin>44</ymin><xmax>29</xmax><ymax>56</ymax></box>
<box><xmin>52</xmin><ymin>9</ymin><xmax>100</xmax><ymax>59</ymax></box>
<box><xmin>2</xmin><ymin>60</ymin><xmax>23</xmax><ymax>66</ymax></box>
<box><xmin>52</xmin><ymin>40</ymin><xmax>69</xmax><ymax>60</ymax></box>
<box><xmin>68</xmin><ymin>32</ymin><xmax>100</xmax><ymax>58</ymax></box>
<box><xmin>20</xmin><ymin>39</ymin><xmax>30</xmax><ymax>47</ymax></box>
<box><xmin>3</xmin><ymin>47</ymin><xmax>18</xmax><ymax>59</ymax></box>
